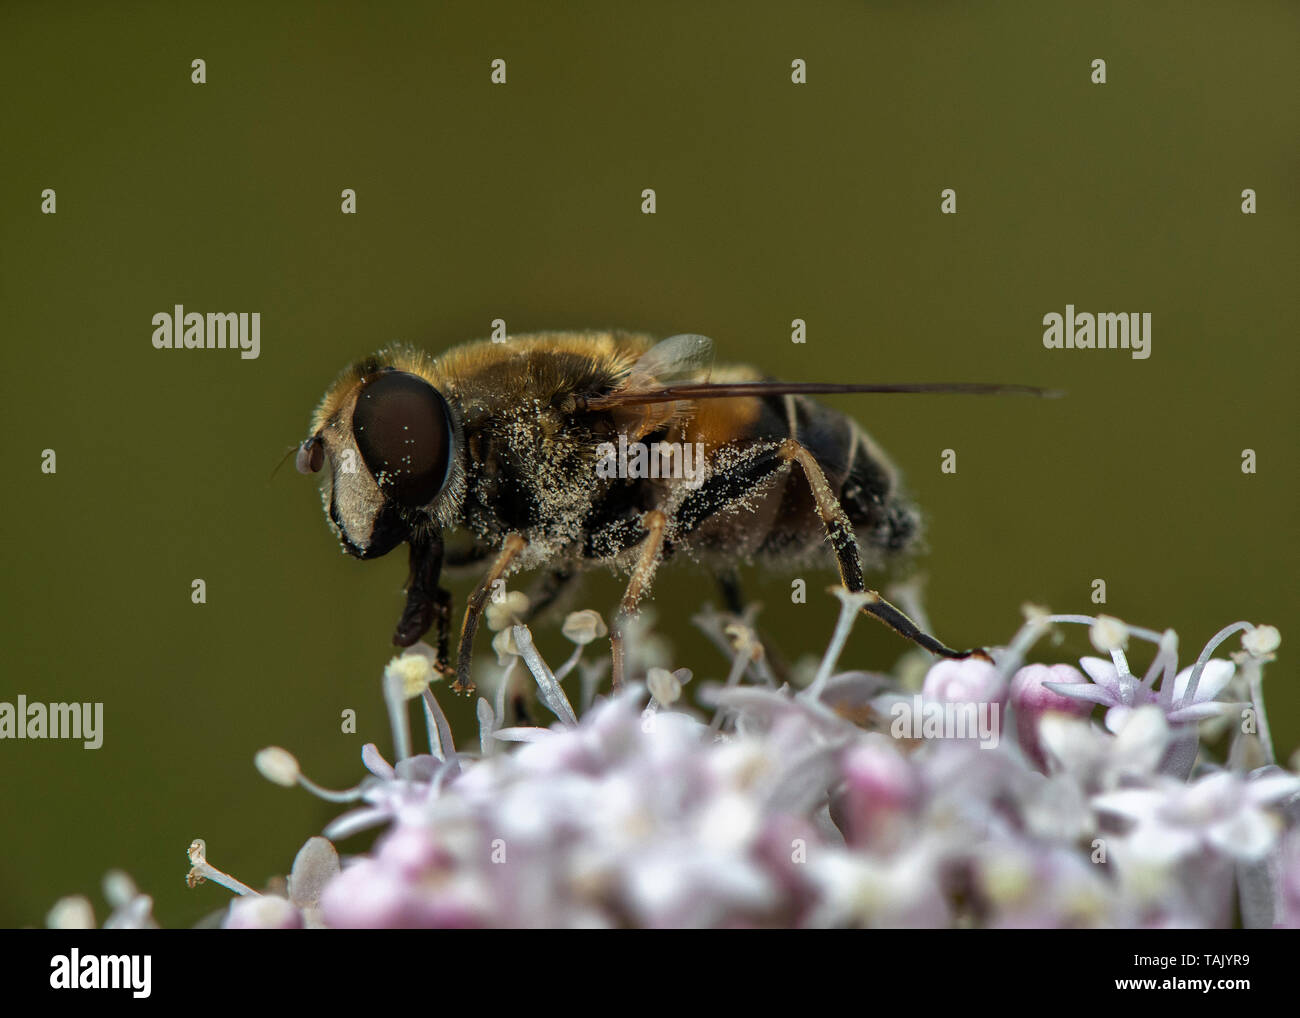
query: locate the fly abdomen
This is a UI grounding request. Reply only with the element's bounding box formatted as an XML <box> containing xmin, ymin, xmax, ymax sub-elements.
<box><xmin>784</xmin><ymin>394</ymin><xmax>919</xmax><ymax>559</ymax></box>
<box><xmin>837</xmin><ymin>419</ymin><xmax>918</xmax><ymax>555</ymax></box>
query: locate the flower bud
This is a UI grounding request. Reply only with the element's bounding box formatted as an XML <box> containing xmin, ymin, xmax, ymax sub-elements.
<box><xmin>1009</xmin><ymin>664</ymin><xmax>1093</xmax><ymax>768</ymax></box>
<box><xmin>224</xmin><ymin>894</ymin><xmax>304</xmax><ymax>930</ymax></box>
<box><xmin>922</xmin><ymin>658</ymin><xmax>1006</xmax><ymax>706</ymax></box>
<box><xmin>255</xmin><ymin>746</ymin><xmax>301</xmax><ymax>787</ymax></box>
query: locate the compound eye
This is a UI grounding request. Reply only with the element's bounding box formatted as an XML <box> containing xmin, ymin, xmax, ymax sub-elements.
<box><xmin>352</xmin><ymin>371</ymin><xmax>453</xmax><ymax>508</ymax></box>
<box><xmin>296</xmin><ymin>435</ymin><xmax>324</xmax><ymax>474</ymax></box>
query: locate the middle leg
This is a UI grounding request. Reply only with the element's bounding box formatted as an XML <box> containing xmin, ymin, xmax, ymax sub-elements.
<box><xmin>610</xmin><ymin>509</ymin><xmax>668</xmax><ymax>690</ymax></box>
<box><xmin>454</xmin><ymin>533</ymin><xmax>527</xmax><ymax>693</ymax></box>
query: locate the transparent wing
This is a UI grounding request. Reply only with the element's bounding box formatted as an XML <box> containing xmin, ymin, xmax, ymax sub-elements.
<box><xmin>624</xmin><ymin>333</ymin><xmax>714</xmax><ymax>388</ymax></box>
<box><xmin>601</xmin><ymin>334</ymin><xmax>715</xmax><ymax>440</ymax></box>
<box><xmin>587</xmin><ymin>332</ymin><xmax>1057</xmax><ymax>433</ymax></box>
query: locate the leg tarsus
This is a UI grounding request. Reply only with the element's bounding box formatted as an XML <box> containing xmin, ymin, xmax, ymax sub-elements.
<box><xmin>855</xmin><ymin>588</ymin><xmax>987</xmax><ymax>660</ymax></box>
<box><xmin>779</xmin><ymin>438</ymin><xmax>984</xmax><ymax>661</ymax></box>
<box><xmin>431</xmin><ymin>587</ymin><xmax>455</xmax><ymax>675</ymax></box>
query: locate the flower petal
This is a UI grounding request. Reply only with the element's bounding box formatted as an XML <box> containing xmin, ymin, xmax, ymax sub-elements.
<box><xmin>323</xmin><ymin>805</ymin><xmax>394</xmax><ymax>841</ymax></box>
<box><xmin>1166</xmin><ymin>702</ymin><xmax>1240</xmax><ymax>724</ymax></box>
<box><xmin>1172</xmin><ymin>659</ymin><xmax>1234</xmax><ymax>705</ymax></box>
<box><xmin>1205</xmin><ymin>809</ymin><xmax>1280</xmax><ymax>863</ymax></box>
<box><xmin>361</xmin><ymin>743</ymin><xmax>395</xmax><ymax>780</ymax></box>
<box><xmin>1045</xmin><ymin>682</ymin><xmax>1114</xmax><ymax>706</ymax></box>
<box><xmin>1244</xmin><ymin>773</ymin><xmax>1300</xmax><ymax>805</ymax></box>
<box><xmin>1078</xmin><ymin>656</ymin><xmax>1124</xmax><ymax>694</ymax></box>
<box><xmin>1092</xmin><ymin>788</ymin><xmax>1164</xmax><ymax>821</ymax></box>
<box><xmin>1113</xmin><ymin>705</ymin><xmax>1169</xmax><ymax>771</ymax></box>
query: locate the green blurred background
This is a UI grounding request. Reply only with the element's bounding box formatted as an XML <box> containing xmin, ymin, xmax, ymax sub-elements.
<box><xmin>2</xmin><ymin>0</ymin><xmax>1296</xmax><ymax>927</ymax></box>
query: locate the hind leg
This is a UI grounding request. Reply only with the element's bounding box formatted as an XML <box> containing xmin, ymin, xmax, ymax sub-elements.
<box><xmin>777</xmin><ymin>439</ymin><xmax>988</xmax><ymax>661</ymax></box>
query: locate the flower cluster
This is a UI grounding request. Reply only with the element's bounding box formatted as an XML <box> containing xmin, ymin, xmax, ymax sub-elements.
<box><xmin>48</xmin><ymin>595</ymin><xmax>1298</xmax><ymax>929</ymax></box>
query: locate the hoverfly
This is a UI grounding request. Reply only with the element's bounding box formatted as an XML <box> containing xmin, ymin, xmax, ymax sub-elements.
<box><xmin>296</xmin><ymin>331</ymin><xmax>1052</xmax><ymax>692</ymax></box>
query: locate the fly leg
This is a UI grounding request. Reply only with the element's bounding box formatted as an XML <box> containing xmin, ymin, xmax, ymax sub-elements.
<box><xmin>777</xmin><ymin>438</ymin><xmax>988</xmax><ymax>661</ymax></box>
<box><xmin>610</xmin><ymin>509</ymin><xmax>668</xmax><ymax>690</ymax></box>
<box><xmin>715</xmin><ymin>569</ymin><xmax>746</xmax><ymax>615</ymax></box>
<box><xmin>392</xmin><ymin>533</ymin><xmax>453</xmax><ymax>679</ymax></box>
<box><xmin>454</xmin><ymin>533</ymin><xmax>527</xmax><ymax>693</ymax></box>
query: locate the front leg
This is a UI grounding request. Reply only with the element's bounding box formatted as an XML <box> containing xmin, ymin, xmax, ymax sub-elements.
<box><xmin>392</xmin><ymin>532</ymin><xmax>449</xmax><ymax>658</ymax></box>
<box><xmin>428</xmin><ymin>587</ymin><xmax>454</xmax><ymax>676</ymax></box>
<box><xmin>454</xmin><ymin>533</ymin><xmax>527</xmax><ymax>693</ymax></box>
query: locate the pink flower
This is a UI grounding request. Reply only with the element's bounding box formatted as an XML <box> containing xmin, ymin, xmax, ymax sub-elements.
<box><xmin>921</xmin><ymin>657</ymin><xmax>1006</xmax><ymax>705</ymax></box>
<box><xmin>1009</xmin><ymin>664</ymin><xmax>1094</xmax><ymax>768</ymax></box>
<box><xmin>834</xmin><ymin>740</ymin><xmax>922</xmax><ymax>849</ymax></box>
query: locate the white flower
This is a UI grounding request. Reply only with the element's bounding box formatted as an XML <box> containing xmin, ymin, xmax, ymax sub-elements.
<box><xmin>1094</xmin><ymin>770</ymin><xmax>1300</xmax><ymax>866</ymax></box>
<box><xmin>54</xmin><ymin>605</ymin><xmax>1293</xmax><ymax>930</ymax></box>
<box><xmin>806</xmin><ymin>840</ymin><xmax>951</xmax><ymax>928</ymax></box>
<box><xmin>1038</xmin><ymin>705</ymin><xmax>1169</xmax><ymax>789</ymax></box>
<box><xmin>1058</xmin><ymin>656</ymin><xmax>1240</xmax><ymax>732</ymax></box>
